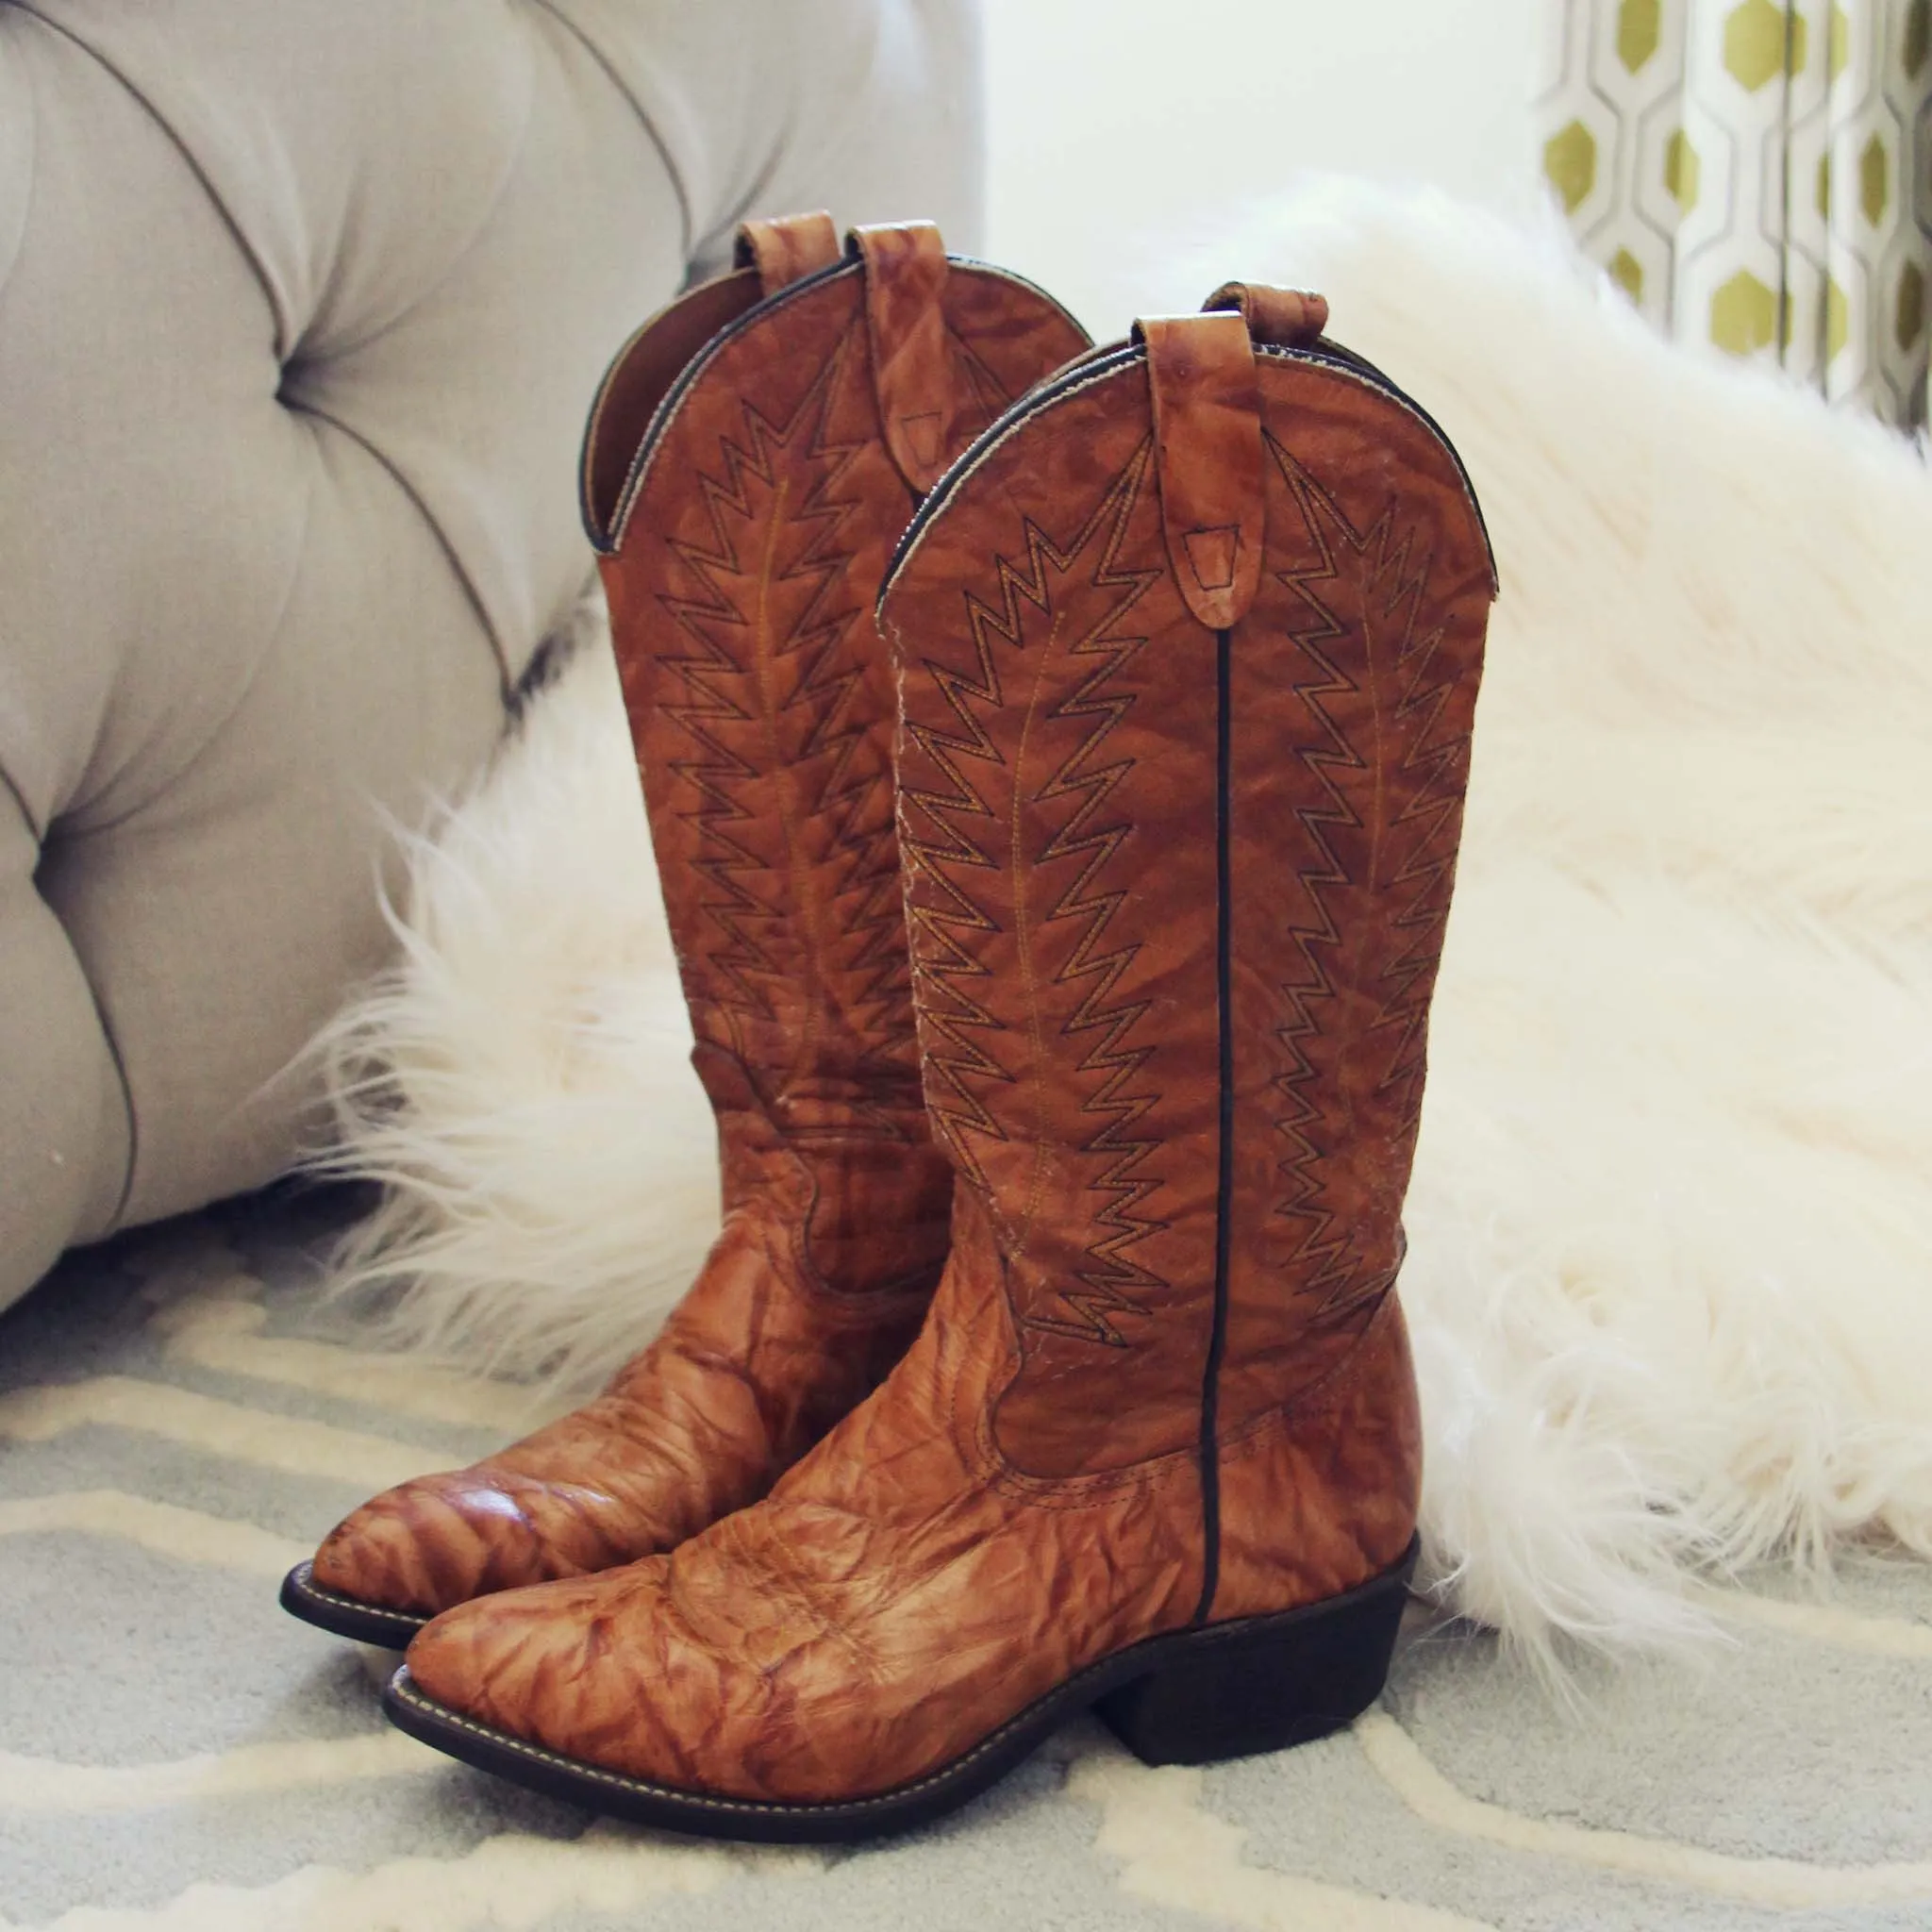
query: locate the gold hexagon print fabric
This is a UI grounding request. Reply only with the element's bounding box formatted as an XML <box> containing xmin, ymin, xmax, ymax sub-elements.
<box><xmin>1540</xmin><ymin>0</ymin><xmax>1932</xmax><ymax>424</ymax></box>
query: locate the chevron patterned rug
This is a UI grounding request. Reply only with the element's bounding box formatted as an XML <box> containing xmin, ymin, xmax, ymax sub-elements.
<box><xmin>3</xmin><ymin>1188</ymin><xmax>1929</xmax><ymax>1932</ymax></box>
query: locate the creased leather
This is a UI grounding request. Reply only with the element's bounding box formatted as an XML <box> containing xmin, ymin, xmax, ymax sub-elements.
<box><xmin>1203</xmin><ymin>280</ymin><xmax>1329</xmax><ymax>347</ymax></box>
<box><xmin>1215</xmin><ymin>362</ymin><xmax>1491</xmax><ymax>1451</ymax></box>
<box><xmin>734</xmin><ymin>211</ymin><xmax>841</xmax><ymax>293</ymax></box>
<box><xmin>1211</xmin><ymin>1293</ymin><xmax>1424</xmax><ymax>1623</ymax></box>
<box><xmin>1138</xmin><ymin>309</ymin><xmax>1265</xmax><ymax>628</ymax></box>
<box><xmin>402</xmin><ymin>291</ymin><xmax>1491</xmax><ymax>1804</ymax></box>
<box><xmin>309</xmin><ymin>227</ymin><xmax>1091</xmax><ymax>1624</ymax></box>
<box><xmin>852</xmin><ymin>222</ymin><xmax>958</xmax><ymax>494</ymax></box>
<box><xmin>312</xmin><ymin>1209</ymin><xmax>934</xmax><ymax>1616</ymax></box>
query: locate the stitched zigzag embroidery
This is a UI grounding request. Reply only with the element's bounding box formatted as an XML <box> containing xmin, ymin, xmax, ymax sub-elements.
<box><xmin>899</xmin><ymin>444</ymin><xmax>1170</xmax><ymax>1343</ymax></box>
<box><xmin>653</xmin><ymin>339</ymin><xmax>918</xmax><ymax>1126</ymax></box>
<box><xmin>1266</xmin><ymin>435</ymin><xmax>1471</xmax><ymax>1324</ymax></box>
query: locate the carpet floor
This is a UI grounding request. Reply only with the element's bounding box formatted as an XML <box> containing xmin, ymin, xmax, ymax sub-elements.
<box><xmin>2</xmin><ymin>1189</ymin><xmax>1928</xmax><ymax>1932</ymax></box>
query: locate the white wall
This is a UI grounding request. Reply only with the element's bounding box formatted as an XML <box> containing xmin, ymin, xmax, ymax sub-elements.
<box><xmin>982</xmin><ymin>0</ymin><xmax>1544</xmax><ymax>331</ymax></box>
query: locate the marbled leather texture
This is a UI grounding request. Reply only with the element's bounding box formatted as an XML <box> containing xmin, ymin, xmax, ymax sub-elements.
<box><xmin>1138</xmin><ymin>308</ymin><xmax>1264</xmax><ymax>627</ymax></box>
<box><xmin>734</xmin><ymin>210</ymin><xmax>841</xmax><ymax>292</ymax></box>
<box><xmin>309</xmin><ymin>225</ymin><xmax>1091</xmax><ymax>1622</ymax></box>
<box><xmin>402</xmin><ymin>304</ymin><xmax>1491</xmax><ymax>1802</ymax></box>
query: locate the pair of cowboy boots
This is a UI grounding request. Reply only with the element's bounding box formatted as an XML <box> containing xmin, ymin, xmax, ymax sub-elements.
<box><xmin>283</xmin><ymin>213</ymin><xmax>1495</xmax><ymax>1840</ymax></box>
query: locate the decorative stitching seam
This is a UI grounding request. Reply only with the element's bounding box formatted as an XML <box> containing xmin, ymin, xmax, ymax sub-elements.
<box><xmin>1265</xmin><ymin>432</ymin><xmax>1472</xmax><ymax>1326</ymax></box>
<box><xmin>898</xmin><ymin>442</ymin><xmax>1172</xmax><ymax>1344</ymax></box>
<box><xmin>1267</xmin><ymin>442</ymin><xmax>1372</xmax><ymax>1320</ymax></box>
<box><xmin>291</xmin><ymin>1567</ymin><xmax>427</xmax><ymax>1630</ymax></box>
<box><xmin>649</xmin><ymin>333</ymin><xmax>920</xmax><ymax>1141</ymax></box>
<box><xmin>388</xmin><ymin>1559</ymin><xmax>1409</xmax><ymax>1817</ymax></box>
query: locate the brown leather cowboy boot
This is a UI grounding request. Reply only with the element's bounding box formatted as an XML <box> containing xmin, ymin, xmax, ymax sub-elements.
<box><xmin>380</xmin><ymin>281</ymin><xmax>1495</xmax><ymax>1838</ymax></box>
<box><xmin>281</xmin><ymin>214</ymin><xmax>1090</xmax><ymax>1645</ymax></box>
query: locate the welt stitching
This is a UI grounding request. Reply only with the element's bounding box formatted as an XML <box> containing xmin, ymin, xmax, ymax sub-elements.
<box><xmin>388</xmin><ymin>1545</ymin><xmax>1414</xmax><ymax>1818</ymax></box>
<box><xmin>293</xmin><ymin>1569</ymin><xmax>425</xmax><ymax>1626</ymax></box>
<box><xmin>391</xmin><ymin>1591</ymin><xmax>1295</xmax><ymax>1818</ymax></box>
<box><xmin>392</xmin><ymin>1674</ymin><xmax>1041</xmax><ymax>1814</ymax></box>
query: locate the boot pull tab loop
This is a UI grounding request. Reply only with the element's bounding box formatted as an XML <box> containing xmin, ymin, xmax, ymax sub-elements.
<box><xmin>733</xmin><ymin>211</ymin><xmax>841</xmax><ymax>293</ymax></box>
<box><xmin>850</xmin><ymin>222</ymin><xmax>955</xmax><ymax>495</ymax></box>
<box><xmin>1202</xmin><ymin>280</ymin><xmax>1329</xmax><ymax>347</ymax></box>
<box><xmin>1133</xmin><ymin>310</ymin><xmax>1266</xmax><ymax>630</ymax></box>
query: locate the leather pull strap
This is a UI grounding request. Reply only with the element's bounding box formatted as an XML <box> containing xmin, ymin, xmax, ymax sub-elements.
<box><xmin>1134</xmin><ymin>311</ymin><xmax>1266</xmax><ymax>630</ymax></box>
<box><xmin>734</xmin><ymin>211</ymin><xmax>841</xmax><ymax>293</ymax></box>
<box><xmin>1202</xmin><ymin>280</ymin><xmax>1329</xmax><ymax>347</ymax></box>
<box><xmin>851</xmin><ymin>222</ymin><xmax>956</xmax><ymax>494</ymax></box>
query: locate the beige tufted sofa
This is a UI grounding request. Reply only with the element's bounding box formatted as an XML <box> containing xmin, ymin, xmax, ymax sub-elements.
<box><xmin>0</xmin><ymin>0</ymin><xmax>981</xmax><ymax>1310</ymax></box>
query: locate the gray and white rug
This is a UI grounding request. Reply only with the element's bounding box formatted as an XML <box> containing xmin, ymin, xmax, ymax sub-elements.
<box><xmin>3</xmin><ymin>1191</ymin><xmax>1928</xmax><ymax>1932</ymax></box>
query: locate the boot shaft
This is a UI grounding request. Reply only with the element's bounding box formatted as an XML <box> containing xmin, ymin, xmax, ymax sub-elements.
<box><xmin>879</xmin><ymin>291</ymin><xmax>1494</xmax><ymax>1475</ymax></box>
<box><xmin>379</xmin><ymin>295</ymin><xmax>1490</xmax><ymax>1830</ymax></box>
<box><xmin>580</xmin><ymin>218</ymin><xmax>1090</xmax><ymax>1279</ymax></box>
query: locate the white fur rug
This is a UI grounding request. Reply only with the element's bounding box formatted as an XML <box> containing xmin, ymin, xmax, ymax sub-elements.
<box><xmin>314</xmin><ymin>181</ymin><xmax>1932</xmax><ymax>1679</ymax></box>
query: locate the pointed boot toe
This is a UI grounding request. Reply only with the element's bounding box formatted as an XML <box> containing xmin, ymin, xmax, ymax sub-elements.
<box><xmin>285</xmin><ymin>1477</ymin><xmax>487</xmax><ymax>1648</ymax></box>
<box><xmin>283</xmin><ymin>211</ymin><xmax>1091</xmax><ymax>1649</ymax></box>
<box><xmin>289</xmin><ymin>1467</ymin><xmax>624</xmax><ymax>1646</ymax></box>
<box><xmin>376</xmin><ymin>278</ymin><xmax>1493</xmax><ymax>1839</ymax></box>
<box><xmin>393</xmin><ymin>1577</ymin><xmax>598</xmax><ymax>1748</ymax></box>
<box><xmin>390</xmin><ymin>1560</ymin><xmax>757</xmax><ymax>1807</ymax></box>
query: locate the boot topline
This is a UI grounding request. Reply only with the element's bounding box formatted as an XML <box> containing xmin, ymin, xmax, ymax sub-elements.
<box><xmin>282</xmin><ymin>214</ymin><xmax>1090</xmax><ymax>1645</ymax></box>
<box><xmin>381</xmin><ymin>279</ymin><xmax>1494</xmax><ymax>1839</ymax></box>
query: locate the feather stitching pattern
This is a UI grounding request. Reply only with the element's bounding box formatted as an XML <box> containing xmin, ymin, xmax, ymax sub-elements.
<box><xmin>306</xmin><ymin>181</ymin><xmax>1932</xmax><ymax>1682</ymax></box>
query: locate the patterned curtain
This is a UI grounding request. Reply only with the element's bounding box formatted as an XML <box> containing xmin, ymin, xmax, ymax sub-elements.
<box><xmin>1538</xmin><ymin>0</ymin><xmax>1932</xmax><ymax>425</ymax></box>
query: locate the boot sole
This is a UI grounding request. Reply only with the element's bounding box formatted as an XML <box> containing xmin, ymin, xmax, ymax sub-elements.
<box><xmin>280</xmin><ymin>1561</ymin><xmax>429</xmax><ymax>1649</ymax></box>
<box><xmin>381</xmin><ymin>1534</ymin><xmax>1419</xmax><ymax>1842</ymax></box>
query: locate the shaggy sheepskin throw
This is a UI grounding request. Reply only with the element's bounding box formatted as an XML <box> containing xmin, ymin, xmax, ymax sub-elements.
<box><xmin>316</xmin><ymin>180</ymin><xmax>1932</xmax><ymax>1677</ymax></box>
